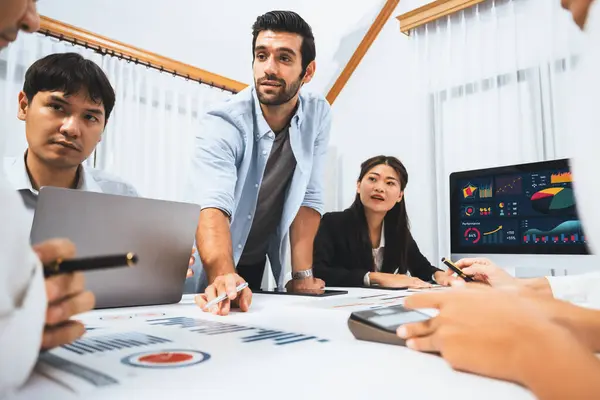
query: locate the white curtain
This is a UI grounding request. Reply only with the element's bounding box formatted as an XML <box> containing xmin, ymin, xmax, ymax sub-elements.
<box><xmin>409</xmin><ymin>0</ymin><xmax>585</xmax><ymax>263</ymax></box>
<box><xmin>0</xmin><ymin>33</ymin><xmax>232</xmax><ymax>201</ymax></box>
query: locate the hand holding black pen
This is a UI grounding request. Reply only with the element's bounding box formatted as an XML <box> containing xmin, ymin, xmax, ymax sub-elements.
<box><xmin>32</xmin><ymin>239</ymin><xmax>98</xmax><ymax>350</ymax></box>
<box><xmin>43</xmin><ymin>252</ymin><xmax>138</xmax><ymax>277</ymax></box>
<box><xmin>441</xmin><ymin>257</ymin><xmax>475</xmax><ymax>282</ymax></box>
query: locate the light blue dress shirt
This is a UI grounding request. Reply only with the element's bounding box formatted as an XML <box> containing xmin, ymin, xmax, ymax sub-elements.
<box><xmin>188</xmin><ymin>85</ymin><xmax>332</xmax><ymax>290</ymax></box>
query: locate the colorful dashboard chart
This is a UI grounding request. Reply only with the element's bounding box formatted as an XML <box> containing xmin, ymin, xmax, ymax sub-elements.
<box><xmin>463</xmin><ymin>227</ymin><xmax>481</xmax><ymax>244</ymax></box>
<box><xmin>496</xmin><ymin>176</ymin><xmax>522</xmax><ymax>195</ymax></box>
<box><xmin>462</xmin><ymin>183</ymin><xmax>478</xmax><ymax>199</ymax></box>
<box><xmin>482</xmin><ymin>225</ymin><xmax>503</xmax><ymax>244</ymax></box>
<box><xmin>461</xmin><ymin>220</ymin><xmax>519</xmax><ymax>246</ymax></box>
<box><xmin>551</xmin><ymin>172</ymin><xmax>572</xmax><ymax>184</ymax></box>
<box><xmin>479</xmin><ymin>183</ymin><xmax>493</xmax><ymax>199</ymax></box>
<box><xmin>531</xmin><ymin>187</ymin><xmax>575</xmax><ymax>214</ymax></box>
<box><xmin>462</xmin><ymin>205</ymin><xmax>475</xmax><ymax>217</ymax></box>
<box><xmin>523</xmin><ymin>220</ymin><xmax>585</xmax><ymax>244</ymax></box>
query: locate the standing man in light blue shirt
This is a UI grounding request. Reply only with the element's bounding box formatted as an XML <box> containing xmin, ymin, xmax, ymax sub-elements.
<box><xmin>192</xmin><ymin>11</ymin><xmax>332</xmax><ymax>315</ymax></box>
<box><xmin>3</xmin><ymin>52</ymin><xmax>138</xmax><ymax>225</ymax></box>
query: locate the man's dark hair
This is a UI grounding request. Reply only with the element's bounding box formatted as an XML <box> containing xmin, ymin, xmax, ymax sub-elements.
<box><xmin>252</xmin><ymin>11</ymin><xmax>316</xmax><ymax>76</ymax></box>
<box><xmin>23</xmin><ymin>52</ymin><xmax>116</xmax><ymax>125</ymax></box>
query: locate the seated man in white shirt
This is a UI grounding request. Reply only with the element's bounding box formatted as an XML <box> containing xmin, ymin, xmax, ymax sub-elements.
<box><xmin>1</xmin><ymin>1</ymin><xmax>95</xmax><ymax>396</ymax></box>
<box><xmin>4</xmin><ymin>52</ymin><xmax>138</xmax><ymax>225</ymax></box>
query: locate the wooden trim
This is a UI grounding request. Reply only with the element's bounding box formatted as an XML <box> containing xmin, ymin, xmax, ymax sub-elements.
<box><xmin>38</xmin><ymin>16</ymin><xmax>248</xmax><ymax>93</ymax></box>
<box><xmin>396</xmin><ymin>0</ymin><xmax>486</xmax><ymax>34</ymax></box>
<box><xmin>326</xmin><ymin>0</ymin><xmax>401</xmax><ymax>105</ymax></box>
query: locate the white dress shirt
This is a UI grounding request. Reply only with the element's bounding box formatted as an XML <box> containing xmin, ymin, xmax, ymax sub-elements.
<box><xmin>4</xmin><ymin>154</ymin><xmax>139</xmax><ymax>226</ymax></box>
<box><xmin>364</xmin><ymin>223</ymin><xmax>386</xmax><ymax>286</ymax></box>
<box><xmin>0</xmin><ymin>165</ymin><xmax>46</xmax><ymax>396</ymax></box>
<box><xmin>0</xmin><ymin>153</ymin><xmax>138</xmax><ymax>395</ymax></box>
<box><xmin>546</xmin><ymin>272</ymin><xmax>600</xmax><ymax>308</ymax></box>
<box><xmin>552</xmin><ymin>2</ymin><xmax>600</xmax><ymax>311</ymax></box>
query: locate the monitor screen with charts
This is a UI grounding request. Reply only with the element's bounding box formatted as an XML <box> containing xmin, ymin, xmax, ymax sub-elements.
<box><xmin>450</xmin><ymin>158</ymin><xmax>590</xmax><ymax>256</ymax></box>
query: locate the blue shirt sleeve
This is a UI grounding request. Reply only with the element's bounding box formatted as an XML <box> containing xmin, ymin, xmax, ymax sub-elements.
<box><xmin>301</xmin><ymin>105</ymin><xmax>331</xmax><ymax>215</ymax></box>
<box><xmin>188</xmin><ymin>110</ymin><xmax>243</xmax><ymax>217</ymax></box>
<box><xmin>125</xmin><ymin>183</ymin><xmax>140</xmax><ymax>197</ymax></box>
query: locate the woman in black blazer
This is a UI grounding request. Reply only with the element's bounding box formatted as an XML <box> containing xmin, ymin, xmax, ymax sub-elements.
<box><xmin>313</xmin><ymin>155</ymin><xmax>455</xmax><ymax>288</ymax></box>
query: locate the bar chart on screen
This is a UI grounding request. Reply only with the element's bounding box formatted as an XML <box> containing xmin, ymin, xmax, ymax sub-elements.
<box><xmin>521</xmin><ymin>219</ymin><xmax>586</xmax><ymax>244</ymax></box>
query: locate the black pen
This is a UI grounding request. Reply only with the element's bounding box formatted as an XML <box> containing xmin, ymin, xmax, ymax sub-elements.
<box><xmin>44</xmin><ymin>253</ymin><xmax>138</xmax><ymax>277</ymax></box>
<box><xmin>441</xmin><ymin>257</ymin><xmax>474</xmax><ymax>282</ymax></box>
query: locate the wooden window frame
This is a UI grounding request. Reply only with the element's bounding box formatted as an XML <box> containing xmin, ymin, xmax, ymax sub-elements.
<box><xmin>396</xmin><ymin>0</ymin><xmax>486</xmax><ymax>35</ymax></box>
<box><xmin>39</xmin><ymin>16</ymin><xmax>247</xmax><ymax>93</ymax></box>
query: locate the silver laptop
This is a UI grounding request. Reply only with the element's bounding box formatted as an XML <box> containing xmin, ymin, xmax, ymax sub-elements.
<box><xmin>31</xmin><ymin>187</ymin><xmax>201</xmax><ymax>309</ymax></box>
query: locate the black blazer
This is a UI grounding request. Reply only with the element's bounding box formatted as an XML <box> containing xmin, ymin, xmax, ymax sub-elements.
<box><xmin>313</xmin><ymin>209</ymin><xmax>440</xmax><ymax>287</ymax></box>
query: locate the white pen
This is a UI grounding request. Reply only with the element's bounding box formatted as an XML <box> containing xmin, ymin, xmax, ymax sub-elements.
<box><xmin>203</xmin><ymin>282</ymin><xmax>249</xmax><ymax>311</ymax></box>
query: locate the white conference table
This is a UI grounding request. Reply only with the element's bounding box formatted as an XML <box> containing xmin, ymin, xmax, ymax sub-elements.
<box><xmin>15</xmin><ymin>288</ymin><xmax>535</xmax><ymax>400</ymax></box>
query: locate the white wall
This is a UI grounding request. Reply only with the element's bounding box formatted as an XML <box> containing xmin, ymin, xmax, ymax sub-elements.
<box><xmin>328</xmin><ymin>3</ymin><xmax>439</xmax><ymax>263</ymax></box>
<box><xmin>38</xmin><ymin>0</ymin><xmax>385</xmax><ymax>95</ymax></box>
<box><xmin>397</xmin><ymin>0</ymin><xmax>436</xmax><ymax>13</ymax></box>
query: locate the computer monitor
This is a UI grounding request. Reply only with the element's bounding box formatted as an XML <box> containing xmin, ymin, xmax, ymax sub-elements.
<box><xmin>449</xmin><ymin>158</ymin><xmax>595</xmax><ymax>273</ymax></box>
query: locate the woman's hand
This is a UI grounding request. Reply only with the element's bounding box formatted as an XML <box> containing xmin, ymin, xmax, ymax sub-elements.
<box><xmin>370</xmin><ymin>272</ymin><xmax>432</xmax><ymax>288</ymax></box>
<box><xmin>433</xmin><ymin>270</ymin><xmax>460</xmax><ymax>286</ymax></box>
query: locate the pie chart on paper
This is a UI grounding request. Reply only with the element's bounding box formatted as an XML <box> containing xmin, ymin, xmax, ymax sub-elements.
<box><xmin>531</xmin><ymin>187</ymin><xmax>575</xmax><ymax>214</ymax></box>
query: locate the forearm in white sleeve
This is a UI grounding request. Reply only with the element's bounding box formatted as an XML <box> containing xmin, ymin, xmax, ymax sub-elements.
<box><xmin>0</xmin><ymin>179</ymin><xmax>46</xmax><ymax>396</ymax></box>
<box><xmin>546</xmin><ymin>272</ymin><xmax>600</xmax><ymax>308</ymax></box>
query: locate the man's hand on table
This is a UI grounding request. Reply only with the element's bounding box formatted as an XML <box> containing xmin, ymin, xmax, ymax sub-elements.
<box><xmin>194</xmin><ymin>273</ymin><xmax>252</xmax><ymax>316</ymax></box>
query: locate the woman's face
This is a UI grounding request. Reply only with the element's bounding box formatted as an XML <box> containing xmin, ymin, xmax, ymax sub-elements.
<box><xmin>357</xmin><ymin>164</ymin><xmax>404</xmax><ymax>214</ymax></box>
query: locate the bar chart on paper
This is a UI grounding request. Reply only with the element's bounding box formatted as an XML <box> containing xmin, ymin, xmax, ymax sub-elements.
<box><xmin>37</xmin><ymin>316</ymin><xmax>333</xmax><ymax>395</ymax></box>
<box><xmin>146</xmin><ymin>317</ymin><xmax>330</xmax><ymax>346</ymax></box>
<box><xmin>61</xmin><ymin>332</ymin><xmax>172</xmax><ymax>355</ymax></box>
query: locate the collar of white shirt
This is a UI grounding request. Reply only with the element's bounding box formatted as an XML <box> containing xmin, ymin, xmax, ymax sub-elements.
<box><xmin>375</xmin><ymin>221</ymin><xmax>385</xmax><ymax>250</ymax></box>
<box><xmin>372</xmin><ymin>222</ymin><xmax>386</xmax><ymax>272</ymax></box>
<box><xmin>4</xmin><ymin>152</ymin><xmax>103</xmax><ymax>195</ymax></box>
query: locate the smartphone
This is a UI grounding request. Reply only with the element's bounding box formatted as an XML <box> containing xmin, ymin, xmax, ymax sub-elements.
<box><xmin>441</xmin><ymin>257</ymin><xmax>474</xmax><ymax>282</ymax></box>
<box><xmin>348</xmin><ymin>304</ymin><xmax>432</xmax><ymax>346</ymax></box>
<box><xmin>361</xmin><ymin>285</ymin><xmax>408</xmax><ymax>290</ymax></box>
<box><xmin>254</xmin><ymin>288</ymin><xmax>348</xmax><ymax>297</ymax></box>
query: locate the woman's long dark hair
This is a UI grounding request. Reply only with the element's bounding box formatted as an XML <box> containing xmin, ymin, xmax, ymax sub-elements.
<box><xmin>349</xmin><ymin>155</ymin><xmax>412</xmax><ymax>274</ymax></box>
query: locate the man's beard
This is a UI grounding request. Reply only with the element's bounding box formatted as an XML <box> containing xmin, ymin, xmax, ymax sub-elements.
<box><xmin>256</xmin><ymin>73</ymin><xmax>303</xmax><ymax>106</ymax></box>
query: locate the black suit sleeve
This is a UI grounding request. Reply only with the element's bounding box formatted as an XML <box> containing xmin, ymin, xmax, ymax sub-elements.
<box><xmin>313</xmin><ymin>214</ymin><xmax>367</xmax><ymax>287</ymax></box>
<box><xmin>406</xmin><ymin>235</ymin><xmax>442</xmax><ymax>282</ymax></box>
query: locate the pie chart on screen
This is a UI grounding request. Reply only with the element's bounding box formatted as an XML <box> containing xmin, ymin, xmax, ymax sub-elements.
<box><xmin>531</xmin><ymin>187</ymin><xmax>575</xmax><ymax>214</ymax></box>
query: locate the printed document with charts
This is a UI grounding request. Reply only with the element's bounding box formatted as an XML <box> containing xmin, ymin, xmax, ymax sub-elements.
<box><xmin>31</xmin><ymin>304</ymin><xmax>532</xmax><ymax>400</ymax></box>
<box><xmin>36</xmin><ymin>310</ymin><xmax>333</xmax><ymax>395</ymax></box>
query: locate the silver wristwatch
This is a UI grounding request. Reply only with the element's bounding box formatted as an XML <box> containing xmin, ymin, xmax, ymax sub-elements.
<box><xmin>292</xmin><ymin>269</ymin><xmax>314</xmax><ymax>280</ymax></box>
